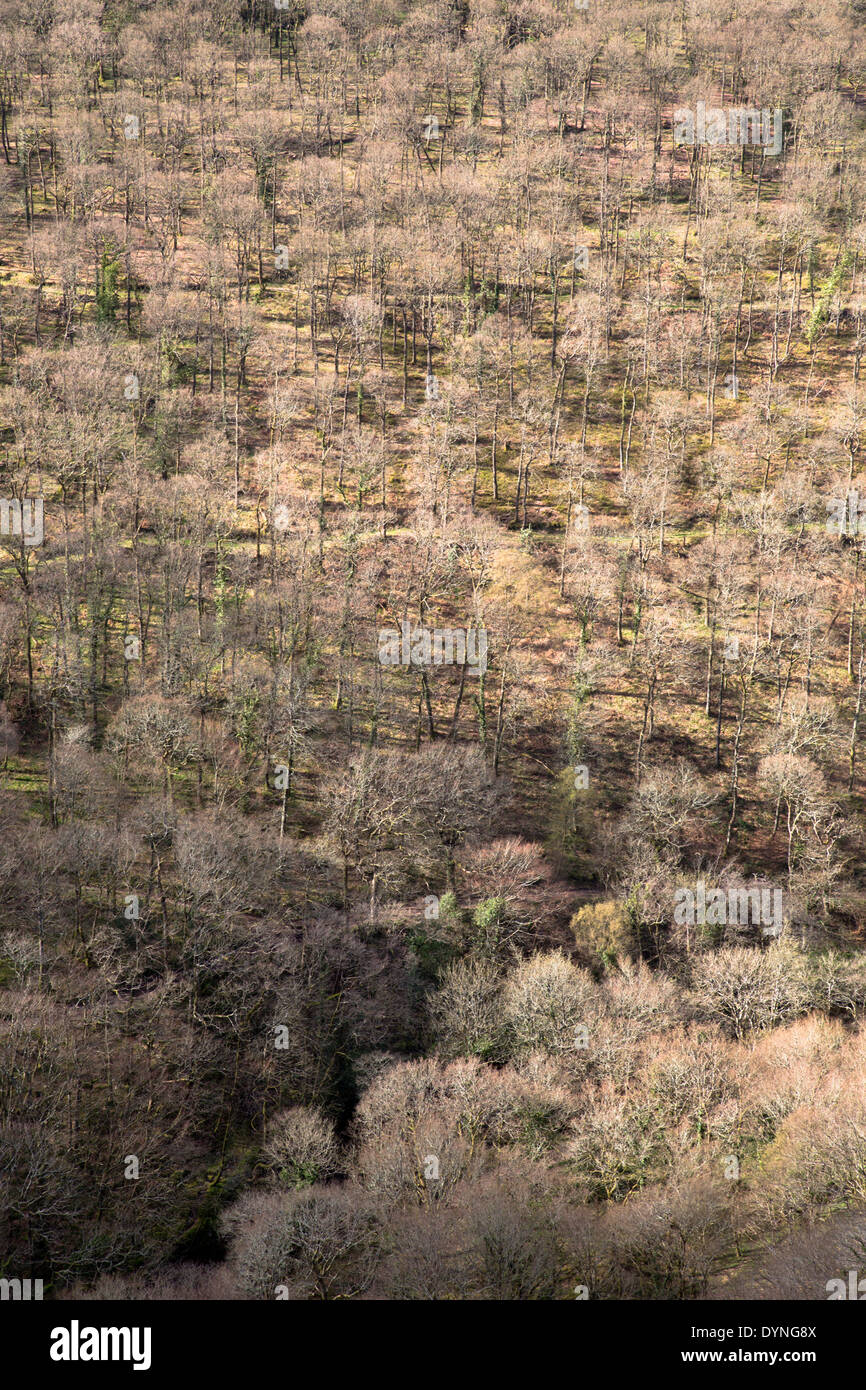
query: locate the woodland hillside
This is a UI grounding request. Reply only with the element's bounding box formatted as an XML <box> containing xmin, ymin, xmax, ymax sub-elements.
<box><xmin>4</xmin><ymin>0</ymin><xmax>866</xmax><ymax>1300</ymax></box>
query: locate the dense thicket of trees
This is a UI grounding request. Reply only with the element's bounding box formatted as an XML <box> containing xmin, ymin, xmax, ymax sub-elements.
<box><xmin>4</xmin><ymin>0</ymin><xmax>866</xmax><ymax>1299</ymax></box>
